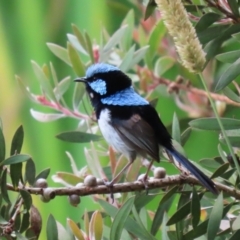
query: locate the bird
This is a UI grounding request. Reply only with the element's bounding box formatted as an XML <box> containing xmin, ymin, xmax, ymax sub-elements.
<box><xmin>74</xmin><ymin>63</ymin><xmax>218</xmax><ymax>194</ymax></box>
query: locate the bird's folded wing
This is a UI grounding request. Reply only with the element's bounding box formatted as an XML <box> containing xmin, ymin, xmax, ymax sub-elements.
<box><xmin>112</xmin><ymin>114</ymin><xmax>159</xmax><ymax>161</ymax></box>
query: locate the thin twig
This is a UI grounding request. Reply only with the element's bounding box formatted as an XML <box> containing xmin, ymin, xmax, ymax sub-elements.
<box><xmin>153</xmin><ymin>76</ymin><xmax>240</xmax><ymax>107</ymax></box>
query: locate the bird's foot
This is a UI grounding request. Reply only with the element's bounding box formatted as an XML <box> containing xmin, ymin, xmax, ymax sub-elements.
<box><xmin>138</xmin><ymin>174</ymin><xmax>149</xmax><ymax>195</ymax></box>
<box><xmin>103</xmin><ymin>180</ymin><xmax>115</xmax><ymax>203</ymax></box>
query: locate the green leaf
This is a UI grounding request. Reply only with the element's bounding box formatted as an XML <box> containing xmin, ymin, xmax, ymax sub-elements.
<box><xmin>1</xmin><ymin>168</ymin><xmax>10</xmax><ymax>203</ymax></box>
<box><xmin>67</xmin><ymin>218</ymin><xmax>85</xmax><ymax>240</ymax></box>
<box><xmin>232</xmin><ymin>214</ymin><xmax>240</xmax><ymax>231</ymax></box>
<box><xmin>89</xmin><ymin>211</ymin><xmax>103</xmax><ymax>240</ymax></box>
<box><xmin>84</xmin><ymin>31</ymin><xmax>94</xmax><ymax>63</ymax></box>
<box><xmin>72</xmin><ymin>82</ymin><xmax>85</xmax><ymax>111</ymax></box>
<box><xmin>20</xmin><ymin>190</ymin><xmax>32</xmax><ymax>211</ymax></box>
<box><xmin>227</xmin><ymin>0</ymin><xmax>240</xmax><ymax>17</ymax></box>
<box><xmin>10</xmin><ymin>163</ymin><xmax>22</xmax><ymax>188</ymax></box>
<box><xmin>181</xmin><ymin>127</ymin><xmax>192</xmax><ymax>146</ymax></box>
<box><xmin>191</xmin><ymin>188</ymin><xmax>200</xmax><ymax>228</ymax></box>
<box><xmin>166</xmin><ymin>201</ymin><xmax>191</xmax><ymax>226</ymax></box>
<box><xmin>119</xmin><ymin>45</ymin><xmax>135</xmax><ymax>72</ymax></box>
<box><xmin>52</xmin><ymin>172</ymin><xmax>83</xmax><ymax>186</ymax></box>
<box><xmin>67</xmin><ymin>34</ymin><xmax>88</xmax><ymax>55</ymax></box>
<box><xmin>154</xmin><ymin>56</ymin><xmax>175</xmax><ymax>77</ymax></box>
<box><xmin>230</xmin><ymin>229</ymin><xmax>240</xmax><ymax>240</ymax></box>
<box><xmin>10</xmin><ymin>125</ymin><xmax>24</xmax><ymax>155</ymax></box>
<box><xmin>102</xmin><ymin>26</ymin><xmax>128</xmax><ymax>53</ymax></box>
<box><xmin>161</xmin><ymin>213</ymin><xmax>170</xmax><ymax>240</ymax></box>
<box><xmin>31</xmin><ymin>61</ymin><xmax>56</xmax><ymax>101</ymax></box>
<box><xmin>25</xmin><ymin>158</ymin><xmax>36</xmax><ymax>186</ymax></box>
<box><xmin>1</xmin><ymin>154</ymin><xmax>31</xmax><ymax>166</ymax></box>
<box><xmin>16</xmin><ymin>75</ymin><xmax>38</xmax><ymax>103</ymax></box>
<box><xmin>56</xmin><ymin>131</ymin><xmax>101</xmax><ymax>143</ymax></box>
<box><xmin>207</xmin><ymin>192</ymin><xmax>223</xmax><ymax>239</ymax></box>
<box><xmin>72</xmin><ymin>24</ymin><xmax>88</xmax><ymax>52</ymax></box>
<box><xmin>134</xmin><ymin>191</ymin><xmax>157</xmax><ymax>212</ymax></box>
<box><xmin>216</xmin><ymin>50</ymin><xmax>240</xmax><ymax>63</ymax></box>
<box><xmin>215</xmin><ymin>58</ymin><xmax>240</xmax><ymax>92</ymax></box>
<box><xmin>120</xmin><ymin>10</ymin><xmax>134</xmax><ymax>51</ymax></box>
<box><xmin>195</xmin><ymin>12</ymin><xmax>222</xmax><ymax>33</ymax></box>
<box><xmin>47</xmin><ymin>43</ymin><xmax>71</xmax><ymax>65</ymax></box>
<box><xmin>189</xmin><ymin>117</ymin><xmax>240</xmax><ymax>131</ymax></box>
<box><xmin>110</xmin><ymin>197</ymin><xmax>135</xmax><ymax>240</ymax></box>
<box><xmin>151</xmin><ymin>194</ymin><xmax>175</xmax><ymax>236</ymax></box>
<box><xmin>35</xmin><ymin>168</ymin><xmax>50</xmax><ymax>180</ymax></box>
<box><xmin>172</xmin><ymin>113</ymin><xmax>181</xmax><ymax>144</ymax></box>
<box><xmin>98</xmin><ymin>199</ymin><xmax>156</xmax><ymax>240</ymax></box>
<box><xmin>211</xmin><ymin>163</ymin><xmax>229</xmax><ymax>179</ymax></box>
<box><xmin>0</xmin><ymin>126</ymin><xmax>5</xmax><ymax>163</ymax></box>
<box><xmin>67</xmin><ymin>43</ymin><xmax>86</xmax><ymax>76</ymax></box>
<box><xmin>47</xmin><ymin>214</ymin><xmax>58</xmax><ymax>240</ymax></box>
<box><xmin>20</xmin><ymin>211</ymin><xmax>30</xmax><ymax>233</ymax></box>
<box><xmin>223</xmin><ymin>86</ymin><xmax>240</xmax><ymax>103</ymax></box>
<box><xmin>144</xmin><ymin>0</ymin><xmax>156</xmax><ymax>20</ymax></box>
<box><xmin>30</xmin><ymin>109</ymin><xmax>65</xmax><ymax>122</ymax></box>
<box><xmin>53</xmin><ymin>76</ymin><xmax>71</xmax><ymax>101</ymax></box>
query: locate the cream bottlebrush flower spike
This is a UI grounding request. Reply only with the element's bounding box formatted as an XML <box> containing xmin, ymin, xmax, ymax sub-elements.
<box><xmin>155</xmin><ymin>0</ymin><xmax>206</xmax><ymax>73</ymax></box>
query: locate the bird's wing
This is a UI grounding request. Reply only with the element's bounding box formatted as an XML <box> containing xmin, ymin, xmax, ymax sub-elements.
<box><xmin>111</xmin><ymin>114</ymin><xmax>160</xmax><ymax>161</ymax></box>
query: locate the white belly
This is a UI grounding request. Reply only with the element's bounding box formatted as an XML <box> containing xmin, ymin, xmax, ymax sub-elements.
<box><xmin>98</xmin><ymin>109</ymin><xmax>134</xmax><ymax>159</ymax></box>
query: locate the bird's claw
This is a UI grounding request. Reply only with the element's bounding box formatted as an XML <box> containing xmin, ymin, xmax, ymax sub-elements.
<box><xmin>103</xmin><ymin>180</ymin><xmax>115</xmax><ymax>203</ymax></box>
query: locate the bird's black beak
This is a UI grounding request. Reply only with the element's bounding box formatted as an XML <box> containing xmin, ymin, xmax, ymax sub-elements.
<box><xmin>74</xmin><ymin>77</ymin><xmax>87</xmax><ymax>83</ymax></box>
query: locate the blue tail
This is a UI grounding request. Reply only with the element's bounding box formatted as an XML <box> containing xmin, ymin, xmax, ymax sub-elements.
<box><xmin>166</xmin><ymin>148</ymin><xmax>218</xmax><ymax>194</ymax></box>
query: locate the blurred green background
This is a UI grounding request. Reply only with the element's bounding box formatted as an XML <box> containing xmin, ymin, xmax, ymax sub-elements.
<box><xmin>0</xmin><ymin>0</ymin><xmax>220</xmax><ymax>239</ymax></box>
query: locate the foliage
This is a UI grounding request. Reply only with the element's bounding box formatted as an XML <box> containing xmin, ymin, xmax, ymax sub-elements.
<box><xmin>1</xmin><ymin>0</ymin><xmax>240</xmax><ymax>239</ymax></box>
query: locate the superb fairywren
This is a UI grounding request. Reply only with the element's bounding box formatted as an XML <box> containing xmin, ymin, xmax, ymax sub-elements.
<box><xmin>75</xmin><ymin>63</ymin><xmax>217</xmax><ymax>194</ymax></box>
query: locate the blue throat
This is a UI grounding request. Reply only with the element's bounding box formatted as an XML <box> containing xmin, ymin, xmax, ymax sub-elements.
<box><xmin>101</xmin><ymin>87</ymin><xmax>149</xmax><ymax>106</ymax></box>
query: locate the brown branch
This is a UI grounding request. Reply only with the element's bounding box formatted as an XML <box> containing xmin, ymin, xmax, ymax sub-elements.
<box><xmin>6</xmin><ymin>175</ymin><xmax>240</xmax><ymax>200</ymax></box>
<box><xmin>154</xmin><ymin>76</ymin><xmax>240</xmax><ymax>107</ymax></box>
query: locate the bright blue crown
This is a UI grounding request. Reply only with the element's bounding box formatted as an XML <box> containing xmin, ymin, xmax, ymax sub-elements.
<box><xmin>86</xmin><ymin>63</ymin><xmax>119</xmax><ymax>78</ymax></box>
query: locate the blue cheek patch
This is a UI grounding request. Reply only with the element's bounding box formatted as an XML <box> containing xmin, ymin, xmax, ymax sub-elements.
<box><xmin>101</xmin><ymin>87</ymin><xmax>149</xmax><ymax>106</ymax></box>
<box><xmin>88</xmin><ymin>79</ymin><xmax>107</xmax><ymax>95</ymax></box>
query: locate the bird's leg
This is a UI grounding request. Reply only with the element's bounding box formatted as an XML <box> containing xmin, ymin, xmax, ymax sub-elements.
<box><xmin>107</xmin><ymin>160</ymin><xmax>134</xmax><ymax>186</ymax></box>
<box><xmin>141</xmin><ymin>159</ymin><xmax>155</xmax><ymax>193</ymax></box>
<box><xmin>104</xmin><ymin>159</ymin><xmax>134</xmax><ymax>202</ymax></box>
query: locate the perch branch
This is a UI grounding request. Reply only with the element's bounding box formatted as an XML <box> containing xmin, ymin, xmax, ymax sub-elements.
<box><xmin>6</xmin><ymin>175</ymin><xmax>240</xmax><ymax>200</ymax></box>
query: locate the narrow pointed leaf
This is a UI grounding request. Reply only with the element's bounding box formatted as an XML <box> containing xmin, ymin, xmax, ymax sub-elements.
<box><xmin>172</xmin><ymin>113</ymin><xmax>181</xmax><ymax>144</ymax></box>
<box><xmin>47</xmin><ymin>43</ymin><xmax>71</xmax><ymax>65</ymax></box>
<box><xmin>216</xmin><ymin>50</ymin><xmax>240</xmax><ymax>63</ymax></box>
<box><xmin>89</xmin><ymin>211</ymin><xmax>103</xmax><ymax>240</ymax></box>
<box><xmin>1</xmin><ymin>154</ymin><xmax>30</xmax><ymax>166</ymax></box>
<box><xmin>232</xmin><ymin>214</ymin><xmax>240</xmax><ymax>231</ymax></box>
<box><xmin>119</xmin><ymin>45</ymin><xmax>135</xmax><ymax>72</ymax></box>
<box><xmin>20</xmin><ymin>190</ymin><xmax>32</xmax><ymax>211</ymax></box>
<box><xmin>10</xmin><ymin>163</ymin><xmax>22</xmax><ymax>188</ymax></box>
<box><xmin>53</xmin><ymin>76</ymin><xmax>71</xmax><ymax>101</ymax></box>
<box><xmin>56</xmin><ymin>131</ymin><xmax>101</xmax><ymax>143</ymax></box>
<box><xmin>35</xmin><ymin>168</ymin><xmax>50</xmax><ymax>180</ymax></box>
<box><xmin>144</xmin><ymin>0</ymin><xmax>157</xmax><ymax>20</ymax></box>
<box><xmin>67</xmin><ymin>34</ymin><xmax>88</xmax><ymax>55</ymax></box>
<box><xmin>84</xmin><ymin>32</ymin><xmax>94</xmax><ymax>63</ymax></box>
<box><xmin>67</xmin><ymin>218</ymin><xmax>85</xmax><ymax>240</ymax></box>
<box><xmin>207</xmin><ymin>192</ymin><xmax>223</xmax><ymax>239</ymax></box>
<box><xmin>230</xmin><ymin>229</ymin><xmax>240</xmax><ymax>240</ymax></box>
<box><xmin>31</xmin><ymin>61</ymin><xmax>56</xmax><ymax>101</ymax></box>
<box><xmin>189</xmin><ymin>117</ymin><xmax>240</xmax><ymax>131</ymax></box>
<box><xmin>98</xmin><ymin>199</ymin><xmax>156</xmax><ymax>240</ymax></box>
<box><xmin>47</xmin><ymin>214</ymin><xmax>58</xmax><ymax>240</ymax></box>
<box><xmin>211</xmin><ymin>163</ymin><xmax>229</xmax><ymax>179</ymax></box>
<box><xmin>67</xmin><ymin>43</ymin><xmax>85</xmax><ymax>76</ymax></box>
<box><xmin>181</xmin><ymin>127</ymin><xmax>192</xmax><ymax>146</ymax></box>
<box><xmin>30</xmin><ymin>109</ymin><xmax>65</xmax><ymax>122</ymax></box>
<box><xmin>151</xmin><ymin>195</ymin><xmax>175</xmax><ymax>235</ymax></box>
<box><xmin>72</xmin><ymin>24</ymin><xmax>88</xmax><ymax>51</ymax></box>
<box><xmin>154</xmin><ymin>56</ymin><xmax>175</xmax><ymax>77</ymax></box>
<box><xmin>191</xmin><ymin>188</ymin><xmax>200</xmax><ymax>228</ymax></box>
<box><xmin>110</xmin><ymin>197</ymin><xmax>134</xmax><ymax>240</ymax></box>
<box><xmin>0</xmin><ymin>127</ymin><xmax>5</xmax><ymax>163</ymax></box>
<box><xmin>1</xmin><ymin>168</ymin><xmax>10</xmax><ymax>203</ymax></box>
<box><xmin>72</xmin><ymin>83</ymin><xmax>85</xmax><ymax>111</ymax></box>
<box><xmin>222</xmin><ymin>86</ymin><xmax>240</xmax><ymax>103</ymax></box>
<box><xmin>25</xmin><ymin>158</ymin><xmax>36</xmax><ymax>186</ymax></box>
<box><xmin>10</xmin><ymin>125</ymin><xmax>24</xmax><ymax>155</ymax></box>
<box><xmin>215</xmin><ymin>58</ymin><xmax>240</xmax><ymax>92</ymax></box>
